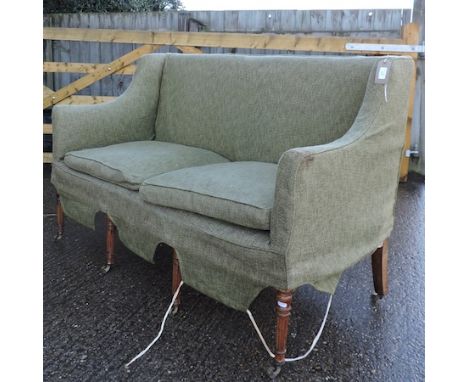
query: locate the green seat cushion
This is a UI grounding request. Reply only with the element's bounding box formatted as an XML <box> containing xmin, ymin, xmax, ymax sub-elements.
<box><xmin>64</xmin><ymin>141</ymin><xmax>229</xmax><ymax>190</ymax></box>
<box><xmin>140</xmin><ymin>161</ymin><xmax>277</xmax><ymax>230</ymax></box>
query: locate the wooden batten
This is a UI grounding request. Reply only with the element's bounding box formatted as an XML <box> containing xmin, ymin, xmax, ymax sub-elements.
<box><xmin>43</xmin><ymin>44</ymin><xmax>160</xmax><ymax>109</ymax></box>
<box><xmin>399</xmin><ymin>22</ymin><xmax>420</xmax><ymax>181</ymax></box>
<box><xmin>43</xmin><ymin>27</ymin><xmax>404</xmax><ymax>54</ymax></box>
<box><xmin>43</xmin><ymin>124</ymin><xmax>53</xmax><ymax>134</ymax></box>
<box><xmin>43</xmin><ymin>152</ymin><xmax>53</xmax><ymax>163</ymax></box>
<box><xmin>43</xmin><ymin>62</ymin><xmax>136</xmax><ymax>75</ymax></box>
<box><xmin>56</xmin><ymin>95</ymin><xmax>116</xmax><ymax>105</ymax></box>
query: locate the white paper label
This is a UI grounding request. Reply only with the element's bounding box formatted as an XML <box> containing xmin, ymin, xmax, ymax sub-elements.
<box><xmin>378</xmin><ymin>67</ymin><xmax>388</xmax><ymax>80</ymax></box>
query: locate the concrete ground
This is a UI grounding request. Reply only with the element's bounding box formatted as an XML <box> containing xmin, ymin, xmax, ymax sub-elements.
<box><xmin>43</xmin><ymin>165</ymin><xmax>424</xmax><ymax>381</ymax></box>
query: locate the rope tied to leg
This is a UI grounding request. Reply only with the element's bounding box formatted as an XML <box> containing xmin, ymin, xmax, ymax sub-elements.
<box><xmin>247</xmin><ymin>294</ymin><xmax>333</xmax><ymax>363</ymax></box>
<box><xmin>125</xmin><ymin>281</ymin><xmax>184</xmax><ymax>370</ymax></box>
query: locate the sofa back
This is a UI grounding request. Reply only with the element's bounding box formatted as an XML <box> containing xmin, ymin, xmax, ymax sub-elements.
<box><xmin>155</xmin><ymin>54</ymin><xmax>379</xmax><ymax>163</ymax></box>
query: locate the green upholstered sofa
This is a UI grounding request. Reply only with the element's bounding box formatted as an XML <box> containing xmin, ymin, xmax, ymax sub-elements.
<box><xmin>51</xmin><ymin>53</ymin><xmax>413</xmax><ymax>367</ymax></box>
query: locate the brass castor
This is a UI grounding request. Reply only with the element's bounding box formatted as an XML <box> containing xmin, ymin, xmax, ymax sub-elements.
<box><xmin>266</xmin><ymin>362</ymin><xmax>283</xmax><ymax>379</ymax></box>
<box><xmin>101</xmin><ymin>264</ymin><xmax>113</xmax><ymax>274</ymax></box>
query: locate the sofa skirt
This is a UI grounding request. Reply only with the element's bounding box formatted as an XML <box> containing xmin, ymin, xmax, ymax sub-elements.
<box><xmin>52</xmin><ymin>161</ymin><xmax>294</xmax><ymax>311</ymax></box>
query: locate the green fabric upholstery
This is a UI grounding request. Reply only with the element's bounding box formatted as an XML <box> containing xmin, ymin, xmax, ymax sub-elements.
<box><xmin>52</xmin><ymin>54</ymin><xmax>166</xmax><ymax>160</ymax></box>
<box><xmin>64</xmin><ymin>141</ymin><xmax>229</xmax><ymax>190</ymax></box>
<box><xmin>271</xmin><ymin>57</ymin><xmax>414</xmax><ymax>290</ymax></box>
<box><xmin>51</xmin><ymin>54</ymin><xmax>414</xmax><ymax>311</ymax></box>
<box><xmin>52</xmin><ymin>161</ymin><xmax>282</xmax><ymax>312</ymax></box>
<box><xmin>155</xmin><ymin>54</ymin><xmax>378</xmax><ymax>162</ymax></box>
<box><xmin>140</xmin><ymin>162</ymin><xmax>277</xmax><ymax>230</ymax></box>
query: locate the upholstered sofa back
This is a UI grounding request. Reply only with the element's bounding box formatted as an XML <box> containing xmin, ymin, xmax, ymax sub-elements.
<box><xmin>155</xmin><ymin>54</ymin><xmax>380</xmax><ymax>163</ymax></box>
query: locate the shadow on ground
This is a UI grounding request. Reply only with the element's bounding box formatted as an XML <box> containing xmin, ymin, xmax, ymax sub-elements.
<box><xmin>43</xmin><ymin>165</ymin><xmax>424</xmax><ymax>381</ymax></box>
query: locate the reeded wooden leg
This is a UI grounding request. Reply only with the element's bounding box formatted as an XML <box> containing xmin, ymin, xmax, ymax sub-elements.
<box><xmin>102</xmin><ymin>215</ymin><xmax>116</xmax><ymax>273</ymax></box>
<box><xmin>267</xmin><ymin>289</ymin><xmax>293</xmax><ymax>378</ymax></box>
<box><xmin>172</xmin><ymin>249</ymin><xmax>182</xmax><ymax>314</ymax></box>
<box><xmin>54</xmin><ymin>194</ymin><xmax>64</xmax><ymax>241</ymax></box>
<box><xmin>372</xmin><ymin>239</ymin><xmax>389</xmax><ymax>297</ymax></box>
<box><xmin>275</xmin><ymin>289</ymin><xmax>293</xmax><ymax>363</ymax></box>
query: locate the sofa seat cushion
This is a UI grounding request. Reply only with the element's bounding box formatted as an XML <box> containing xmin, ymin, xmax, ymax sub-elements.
<box><xmin>140</xmin><ymin>161</ymin><xmax>277</xmax><ymax>230</ymax></box>
<box><xmin>64</xmin><ymin>141</ymin><xmax>229</xmax><ymax>190</ymax></box>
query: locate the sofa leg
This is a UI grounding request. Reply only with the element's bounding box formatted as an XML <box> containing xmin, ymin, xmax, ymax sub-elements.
<box><xmin>102</xmin><ymin>215</ymin><xmax>117</xmax><ymax>274</ymax></box>
<box><xmin>266</xmin><ymin>289</ymin><xmax>293</xmax><ymax>378</ymax></box>
<box><xmin>172</xmin><ymin>249</ymin><xmax>182</xmax><ymax>314</ymax></box>
<box><xmin>54</xmin><ymin>194</ymin><xmax>64</xmax><ymax>241</ymax></box>
<box><xmin>276</xmin><ymin>289</ymin><xmax>293</xmax><ymax>358</ymax></box>
<box><xmin>372</xmin><ymin>239</ymin><xmax>389</xmax><ymax>297</ymax></box>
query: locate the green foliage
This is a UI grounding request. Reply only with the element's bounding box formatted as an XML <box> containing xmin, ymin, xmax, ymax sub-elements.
<box><xmin>44</xmin><ymin>0</ymin><xmax>183</xmax><ymax>14</ymax></box>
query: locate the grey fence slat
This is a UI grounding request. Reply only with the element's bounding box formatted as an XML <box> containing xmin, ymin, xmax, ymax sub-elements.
<box><xmin>95</xmin><ymin>14</ymin><xmax>108</xmax><ymax>96</ymax></box>
<box><xmin>43</xmin><ymin>16</ymin><xmax>54</xmax><ymax>91</ymax></box>
<box><xmin>89</xmin><ymin>15</ymin><xmax>101</xmax><ymax>95</ymax></box>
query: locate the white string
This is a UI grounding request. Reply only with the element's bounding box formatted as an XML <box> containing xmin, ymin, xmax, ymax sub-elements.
<box><xmin>246</xmin><ymin>310</ymin><xmax>275</xmax><ymax>358</ymax></box>
<box><xmin>285</xmin><ymin>294</ymin><xmax>332</xmax><ymax>362</ymax></box>
<box><xmin>247</xmin><ymin>294</ymin><xmax>333</xmax><ymax>363</ymax></box>
<box><xmin>125</xmin><ymin>281</ymin><xmax>184</xmax><ymax>369</ymax></box>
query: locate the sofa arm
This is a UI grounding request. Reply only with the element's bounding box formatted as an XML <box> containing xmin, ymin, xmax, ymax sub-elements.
<box><xmin>52</xmin><ymin>54</ymin><xmax>166</xmax><ymax>160</ymax></box>
<box><xmin>270</xmin><ymin>57</ymin><xmax>414</xmax><ymax>285</ymax></box>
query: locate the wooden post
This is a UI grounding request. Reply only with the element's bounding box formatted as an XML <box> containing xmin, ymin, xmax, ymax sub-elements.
<box><xmin>172</xmin><ymin>249</ymin><xmax>182</xmax><ymax>314</ymax></box>
<box><xmin>371</xmin><ymin>239</ymin><xmax>389</xmax><ymax>297</ymax></box>
<box><xmin>399</xmin><ymin>22</ymin><xmax>420</xmax><ymax>181</ymax></box>
<box><xmin>54</xmin><ymin>194</ymin><xmax>64</xmax><ymax>241</ymax></box>
<box><xmin>275</xmin><ymin>289</ymin><xmax>293</xmax><ymax>364</ymax></box>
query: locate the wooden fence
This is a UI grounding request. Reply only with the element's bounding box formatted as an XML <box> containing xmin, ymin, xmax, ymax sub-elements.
<box><xmin>43</xmin><ymin>11</ymin><xmax>420</xmax><ymax>179</ymax></box>
<box><xmin>44</xmin><ymin>9</ymin><xmax>413</xmax><ymax>97</ymax></box>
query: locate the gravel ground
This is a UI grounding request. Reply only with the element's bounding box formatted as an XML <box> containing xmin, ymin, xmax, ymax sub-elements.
<box><xmin>43</xmin><ymin>165</ymin><xmax>424</xmax><ymax>381</ymax></box>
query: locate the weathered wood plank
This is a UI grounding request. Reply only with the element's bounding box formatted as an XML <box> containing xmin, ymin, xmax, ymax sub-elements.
<box><xmin>43</xmin><ymin>124</ymin><xmax>53</xmax><ymax>134</ymax></box>
<box><xmin>43</xmin><ymin>85</ymin><xmax>54</xmax><ymax>96</ymax></box>
<box><xmin>43</xmin><ymin>27</ymin><xmax>404</xmax><ymax>53</ymax></box>
<box><xmin>56</xmin><ymin>95</ymin><xmax>116</xmax><ymax>105</ymax></box>
<box><xmin>43</xmin><ymin>44</ymin><xmax>159</xmax><ymax>108</ymax></box>
<box><xmin>399</xmin><ymin>22</ymin><xmax>420</xmax><ymax>181</ymax></box>
<box><xmin>44</xmin><ymin>62</ymin><xmax>136</xmax><ymax>74</ymax></box>
<box><xmin>43</xmin><ymin>152</ymin><xmax>53</xmax><ymax>163</ymax></box>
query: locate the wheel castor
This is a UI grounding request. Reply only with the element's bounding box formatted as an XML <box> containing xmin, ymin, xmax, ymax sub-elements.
<box><xmin>101</xmin><ymin>264</ymin><xmax>113</xmax><ymax>274</ymax></box>
<box><xmin>54</xmin><ymin>233</ymin><xmax>63</xmax><ymax>242</ymax></box>
<box><xmin>266</xmin><ymin>363</ymin><xmax>283</xmax><ymax>379</ymax></box>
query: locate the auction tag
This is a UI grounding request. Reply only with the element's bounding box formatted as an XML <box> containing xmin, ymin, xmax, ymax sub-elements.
<box><xmin>375</xmin><ymin>59</ymin><xmax>392</xmax><ymax>84</ymax></box>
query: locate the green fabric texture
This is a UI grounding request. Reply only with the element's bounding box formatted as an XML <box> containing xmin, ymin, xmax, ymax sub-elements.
<box><xmin>52</xmin><ymin>54</ymin><xmax>166</xmax><ymax>160</ymax></box>
<box><xmin>59</xmin><ymin>194</ymin><xmax>97</xmax><ymax>229</ymax></box>
<box><xmin>51</xmin><ymin>54</ymin><xmax>414</xmax><ymax>311</ymax></box>
<box><xmin>140</xmin><ymin>161</ymin><xmax>277</xmax><ymax>230</ymax></box>
<box><xmin>64</xmin><ymin>141</ymin><xmax>229</xmax><ymax>190</ymax></box>
<box><xmin>270</xmin><ymin>57</ymin><xmax>414</xmax><ymax>290</ymax></box>
<box><xmin>155</xmin><ymin>54</ymin><xmax>379</xmax><ymax>162</ymax></box>
<box><xmin>51</xmin><ymin>161</ymin><xmax>283</xmax><ymax>311</ymax></box>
